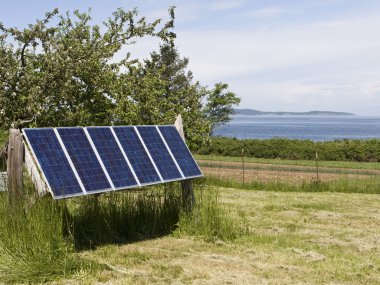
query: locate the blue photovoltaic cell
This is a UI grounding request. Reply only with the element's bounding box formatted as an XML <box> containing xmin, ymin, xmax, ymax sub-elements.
<box><xmin>137</xmin><ymin>126</ymin><xmax>182</xmax><ymax>181</ymax></box>
<box><xmin>23</xmin><ymin>128</ymin><xmax>83</xmax><ymax>198</ymax></box>
<box><xmin>113</xmin><ymin>126</ymin><xmax>161</xmax><ymax>184</ymax></box>
<box><xmin>57</xmin><ymin>128</ymin><xmax>111</xmax><ymax>193</ymax></box>
<box><xmin>87</xmin><ymin>127</ymin><xmax>138</xmax><ymax>189</ymax></box>
<box><xmin>158</xmin><ymin>126</ymin><xmax>203</xmax><ymax>178</ymax></box>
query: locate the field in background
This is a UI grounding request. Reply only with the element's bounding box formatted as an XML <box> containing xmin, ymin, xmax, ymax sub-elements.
<box><xmin>196</xmin><ymin>154</ymin><xmax>380</xmax><ymax>191</ymax></box>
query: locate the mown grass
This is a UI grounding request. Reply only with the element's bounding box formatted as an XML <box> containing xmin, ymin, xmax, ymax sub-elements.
<box><xmin>195</xmin><ymin>154</ymin><xmax>380</xmax><ymax>170</ymax></box>
<box><xmin>81</xmin><ymin>188</ymin><xmax>380</xmax><ymax>284</ymax></box>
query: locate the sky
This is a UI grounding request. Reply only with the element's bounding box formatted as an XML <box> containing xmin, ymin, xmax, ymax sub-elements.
<box><xmin>1</xmin><ymin>0</ymin><xmax>380</xmax><ymax>115</ymax></box>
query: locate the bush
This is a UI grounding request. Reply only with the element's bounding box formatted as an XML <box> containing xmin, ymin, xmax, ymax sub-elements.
<box><xmin>199</xmin><ymin>137</ymin><xmax>380</xmax><ymax>162</ymax></box>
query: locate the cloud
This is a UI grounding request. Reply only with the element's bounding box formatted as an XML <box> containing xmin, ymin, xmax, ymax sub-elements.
<box><xmin>246</xmin><ymin>6</ymin><xmax>285</xmax><ymax>19</ymax></box>
<box><xmin>175</xmin><ymin>12</ymin><xmax>380</xmax><ymax>114</ymax></box>
<box><xmin>208</xmin><ymin>0</ymin><xmax>245</xmax><ymax>11</ymax></box>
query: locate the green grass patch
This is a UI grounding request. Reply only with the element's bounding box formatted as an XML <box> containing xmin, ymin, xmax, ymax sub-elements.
<box><xmin>0</xmin><ymin>193</ymin><xmax>100</xmax><ymax>284</ymax></box>
<box><xmin>174</xmin><ymin>186</ymin><xmax>249</xmax><ymax>242</ymax></box>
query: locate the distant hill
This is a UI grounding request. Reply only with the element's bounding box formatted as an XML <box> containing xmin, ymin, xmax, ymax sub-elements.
<box><xmin>234</xmin><ymin>109</ymin><xmax>355</xmax><ymax>116</ymax></box>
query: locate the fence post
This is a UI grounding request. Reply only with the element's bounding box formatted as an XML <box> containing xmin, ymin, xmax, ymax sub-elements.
<box><xmin>174</xmin><ymin>115</ymin><xmax>195</xmax><ymax>211</ymax></box>
<box><xmin>7</xmin><ymin>129</ymin><xmax>24</xmax><ymax>208</ymax></box>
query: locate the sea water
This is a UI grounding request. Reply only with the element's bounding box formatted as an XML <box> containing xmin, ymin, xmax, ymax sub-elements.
<box><xmin>213</xmin><ymin>116</ymin><xmax>380</xmax><ymax>141</ymax></box>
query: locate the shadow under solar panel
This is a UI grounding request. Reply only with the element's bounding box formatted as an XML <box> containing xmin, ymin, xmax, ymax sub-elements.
<box><xmin>57</xmin><ymin>128</ymin><xmax>112</xmax><ymax>193</ymax></box>
<box><xmin>23</xmin><ymin>128</ymin><xmax>84</xmax><ymax>198</ymax></box>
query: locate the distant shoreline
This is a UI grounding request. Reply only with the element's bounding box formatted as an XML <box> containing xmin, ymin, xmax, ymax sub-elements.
<box><xmin>234</xmin><ymin>109</ymin><xmax>355</xmax><ymax>116</ymax></box>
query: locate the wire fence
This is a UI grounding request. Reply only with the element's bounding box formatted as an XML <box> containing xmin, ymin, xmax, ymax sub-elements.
<box><xmin>197</xmin><ymin>159</ymin><xmax>380</xmax><ymax>186</ymax></box>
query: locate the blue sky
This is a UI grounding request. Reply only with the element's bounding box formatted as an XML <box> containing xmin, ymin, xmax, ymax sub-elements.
<box><xmin>1</xmin><ymin>1</ymin><xmax>380</xmax><ymax>115</ymax></box>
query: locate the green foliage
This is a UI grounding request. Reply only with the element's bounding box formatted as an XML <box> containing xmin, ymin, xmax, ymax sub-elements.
<box><xmin>201</xmin><ymin>137</ymin><xmax>380</xmax><ymax>162</ymax></box>
<box><xmin>204</xmin><ymin>83</ymin><xmax>241</xmax><ymax>132</ymax></box>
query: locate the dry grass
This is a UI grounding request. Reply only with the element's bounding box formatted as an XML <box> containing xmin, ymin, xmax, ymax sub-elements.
<box><xmin>60</xmin><ymin>188</ymin><xmax>380</xmax><ymax>285</ymax></box>
<box><xmin>198</xmin><ymin>159</ymin><xmax>377</xmax><ymax>185</ymax></box>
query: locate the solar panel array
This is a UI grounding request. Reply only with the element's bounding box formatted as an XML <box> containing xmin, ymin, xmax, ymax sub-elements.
<box><xmin>23</xmin><ymin>126</ymin><xmax>203</xmax><ymax>199</ymax></box>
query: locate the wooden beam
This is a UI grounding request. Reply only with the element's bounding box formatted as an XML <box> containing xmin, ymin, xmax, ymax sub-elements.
<box><xmin>174</xmin><ymin>115</ymin><xmax>195</xmax><ymax>211</ymax></box>
<box><xmin>7</xmin><ymin>129</ymin><xmax>24</xmax><ymax>207</ymax></box>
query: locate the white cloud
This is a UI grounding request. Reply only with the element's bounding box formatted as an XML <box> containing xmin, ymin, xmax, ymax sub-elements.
<box><xmin>246</xmin><ymin>6</ymin><xmax>285</xmax><ymax>19</ymax></box>
<box><xmin>175</xmin><ymin>13</ymin><xmax>380</xmax><ymax>114</ymax></box>
<box><xmin>209</xmin><ymin>0</ymin><xmax>245</xmax><ymax>11</ymax></box>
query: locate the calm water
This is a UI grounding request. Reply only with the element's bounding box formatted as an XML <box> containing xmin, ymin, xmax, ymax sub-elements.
<box><xmin>213</xmin><ymin>116</ymin><xmax>380</xmax><ymax>141</ymax></box>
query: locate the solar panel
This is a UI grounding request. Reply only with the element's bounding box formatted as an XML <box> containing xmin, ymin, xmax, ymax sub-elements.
<box><xmin>113</xmin><ymin>126</ymin><xmax>162</xmax><ymax>185</ymax></box>
<box><xmin>86</xmin><ymin>127</ymin><xmax>138</xmax><ymax>189</ymax></box>
<box><xmin>57</xmin><ymin>128</ymin><xmax>112</xmax><ymax>193</ymax></box>
<box><xmin>22</xmin><ymin>128</ymin><xmax>84</xmax><ymax>198</ymax></box>
<box><xmin>137</xmin><ymin>126</ymin><xmax>183</xmax><ymax>181</ymax></box>
<box><xmin>23</xmin><ymin>124</ymin><xmax>203</xmax><ymax>199</ymax></box>
<box><xmin>158</xmin><ymin>126</ymin><xmax>203</xmax><ymax>178</ymax></box>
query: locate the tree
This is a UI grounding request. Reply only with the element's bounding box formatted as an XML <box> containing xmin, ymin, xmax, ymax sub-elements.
<box><xmin>0</xmin><ymin>8</ymin><xmax>175</xmax><ymax>128</ymax></box>
<box><xmin>204</xmin><ymin>83</ymin><xmax>241</xmax><ymax>132</ymax></box>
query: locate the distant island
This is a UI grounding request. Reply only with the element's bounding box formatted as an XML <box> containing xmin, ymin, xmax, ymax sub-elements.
<box><xmin>234</xmin><ymin>109</ymin><xmax>355</xmax><ymax>116</ymax></box>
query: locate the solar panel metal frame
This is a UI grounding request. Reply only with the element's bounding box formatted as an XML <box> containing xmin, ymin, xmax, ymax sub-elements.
<box><xmin>22</xmin><ymin>124</ymin><xmax>203</xmax><ymax>200</ymax></box>
<box><xmin>157</xmin><ymin>125</ymin><xmax>203</xmax><ymax>179</ymax></box>
<box><xmin>22</xmin><ymin>128</ymin><xmax>86</xmax><ymax>199</ymax></box>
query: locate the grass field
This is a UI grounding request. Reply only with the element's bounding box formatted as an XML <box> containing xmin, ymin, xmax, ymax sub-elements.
<box><xmin>55</xmin><ymin>188</ymin><xmax>380</xmax><ymax>284</ymax></box>
<box><xmin>1</xmin><ymin>155</ymin><xmax>380</xmax><ymax>284</ymax></box>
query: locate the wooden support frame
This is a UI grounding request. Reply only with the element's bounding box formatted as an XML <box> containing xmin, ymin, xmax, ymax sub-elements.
<box><xmin>174</xmin><ymin>115</ymin><xmax>195</xmax><ymax>211</ymax></box>
<box><xmin>7</xmin><ymin>129</ymin><xmax>24</xmax><ymax>208</ymax></box>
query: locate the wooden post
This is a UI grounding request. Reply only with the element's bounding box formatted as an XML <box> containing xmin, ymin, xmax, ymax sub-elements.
<box><xmin>7</xmin><ymin>129</ymin><xmax>24</xmax><ymax>207</ymax></box>
<box><xmin>175</xmin><ymin>115</ymin><xmax>195</xmax><ymax>211</ymax></box>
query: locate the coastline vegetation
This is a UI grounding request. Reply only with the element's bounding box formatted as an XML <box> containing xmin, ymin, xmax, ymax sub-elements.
<box><xmin>200</xmin><ymin>136</ymin><xmax>380</xmax><ymax>162</ymax></box>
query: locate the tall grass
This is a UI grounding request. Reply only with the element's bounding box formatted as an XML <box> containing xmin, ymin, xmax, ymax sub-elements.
<box><xmin>0</xmin><ymin>192</ymin><xmax>99</xmax><ymax>284</ymax></box>
<box><xmin>0</xmin><ymin>183</ymin><xmax>185</xmax><ymax>282</ymax></box>
<box><xmin>174</xmin><ymin>185</ymin><xmax>249</xmax><ymax>242</ymax></box>
<box><xmin>70</xmin><ymin>185</ymin><xmax>182</xmax><ymax>249</ymax></box>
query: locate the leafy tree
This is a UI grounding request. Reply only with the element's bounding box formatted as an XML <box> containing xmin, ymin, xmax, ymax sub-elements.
<box><xmin>204</xmin><ymin>82</ymin><xmax>241</xmax><ymax>132</ymax></box>
<box><xmin>0</xmin><ymin>8</ymin><xmax>175</xmax><ymax>128</ymax></box>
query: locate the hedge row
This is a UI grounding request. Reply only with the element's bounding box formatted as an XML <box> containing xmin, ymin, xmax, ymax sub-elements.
<box><xmin>199</xmin><ymin>137</ymin><xmax>380</xmax><ymax>162</ymax></box>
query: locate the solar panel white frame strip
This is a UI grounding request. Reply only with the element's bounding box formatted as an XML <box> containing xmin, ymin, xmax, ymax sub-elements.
<box><xmin>53</xmin><ymin>128</ymin><xmax>87</xmax><ymax>195</ymax></box>
<box><xmin>83</xmin><ymin>127</ymin><xmax>116</xmax><ymax>191</ymax></box>
<box><xmin>160</xmin><ymin>125</ymin><xmax>204</xmax><ymax>179</ymax></box>
<box><xmin>110</xmin><ymin>127</ymin><xmax>141</xmax><ymax>187</ymax></box>
<box><xmin>22</xmin><ymin>129</ymin><xmax>55</xmax><ymax>198</ymax></box>
<box><xmin>134</xmin><ymin>126</ymin><xmax>164</xmax><ymax>183</ymax></box>
<box><xmin>156</xmin><ymin>126</ymin><xmax>185</xmax><ymax>179</ymax></box>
